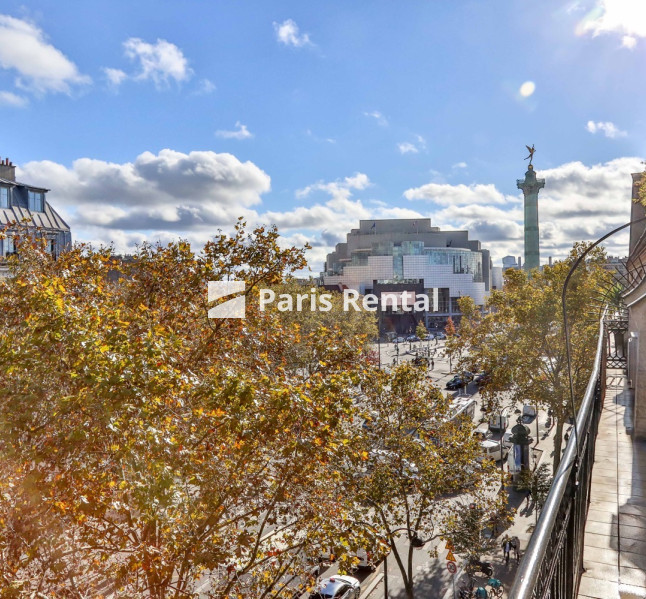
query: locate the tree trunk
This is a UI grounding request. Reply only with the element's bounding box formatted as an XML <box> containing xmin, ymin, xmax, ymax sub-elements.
<box><xmin>552</xmin><ymin>419</ymin><xmax>564</xmax><ymax>474</ymax></box>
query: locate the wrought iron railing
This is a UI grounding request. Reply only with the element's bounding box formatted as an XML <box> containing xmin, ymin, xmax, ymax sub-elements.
<box><xmin>508</xmin><ymin>316</ymin><xmax>607</xmax><ymax>599</ymax></box>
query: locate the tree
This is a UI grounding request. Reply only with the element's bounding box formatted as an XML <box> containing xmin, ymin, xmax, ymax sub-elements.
<box><xmin>415</xmin><ymin>320</ymin><xmax>427</xmax><ymax>340</ymax></box>
<box><xmin>0</xmin><ymin>222</ymin><xmax>372</xmax><ymax>598</ymax></box>
<box><xmin>265</xmin><ymin>279</ymin><xmax>377</xmax><ymax>374</ymax></box>
<box><xmin>337</xmin><ymin>362</ymin><xmax>500</xmax><ymax>599</ymax></box>
<box><xmin>451</xmin><ymin>243</ymin><xmax>612</xmax><ymax>474</ymax></box>
<box><xmin>445</xmin><ymin>316</ymin><xmax>456</xmax><ymax>337</ymax></box>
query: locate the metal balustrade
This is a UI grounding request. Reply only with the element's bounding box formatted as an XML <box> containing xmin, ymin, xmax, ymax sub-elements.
<box><xmin>508</xmin><ymin>317</ymin><xmax>607</xmax><ymax>599</ymax></box>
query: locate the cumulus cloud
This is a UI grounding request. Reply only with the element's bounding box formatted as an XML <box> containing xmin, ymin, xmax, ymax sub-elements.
<box><xmin>18</xmin><ymin>149</ymin><xmax>270</xmax><ymax>238</ymax></box>
<box><xmin>0</xmin><ymin>14</ymin><xmax>90</xmax><ymax>94</ymax></box>
<box><xmin>215</xmin><ymin>121</ymin><xmax>253</xmax><ymax>140</ymax></box>
<box><xmin>273</xmin><ymin>19</ymin><xmax>312</xmax><ymax>47</ymax></box>
<box><xmin>404</xmin><ymin>182</ymin><xmax>511</xmax><ymax>206</ymax></box>
<box><xmin>364</xmin><ymin>110</ymin><xmax>388</xmax><ymax>126</ymax></box>
<box><xmin>103</xmin><ymin>67</ymin><xmax>127</xmax><ymax>88</ymax></box>
<box><xmin>577</xmin><ymin>0</ymin><xmax>646</xmax><ymax>44</ymax></box>
<box><xmin>426</xmin><ymin>157</ymin><xmax>642</xmax><ymax>265</ymax></box>
<box><xmin>122</xmin><ymin>38</ymin><xmax>192</xmax><ymax>88</ymax></box>
<box><xmin>0</xmin><ymin>90</ymin><xmax>28</xmax><ymax>107</ymax></box>
<box><xmin>586</xmin><ymin>120</ymin><xmax>627</xmax><ymax>138</ymax></box>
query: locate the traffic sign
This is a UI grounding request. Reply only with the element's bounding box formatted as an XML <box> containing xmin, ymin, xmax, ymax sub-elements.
<box><xmin>447</xmin><ymin>561</ymin><xmax>457</xmax><ymax>574</ymax></box>
<box><xmin>446</xmin><ymin>550</ymin><xmax>456</xmax><ymax>562</ymax></box>
<box><xmin>445</xmin><ymin>539</ymin><xmax>454</xmax><ymax>551</ymax></box>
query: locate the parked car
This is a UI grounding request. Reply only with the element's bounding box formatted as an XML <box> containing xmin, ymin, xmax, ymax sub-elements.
<box><xmin>395</xmin><ymin>336</ymin><xmax>406</xmax><ymax>343</ymax></box>
<box><xmin>478</xmin><ymin>439</ymin><xmax>509</xmax><ymax>463</ymax></box>
<box><xmin>474</xmin><ymin>371</ymin><xmax>491</xmax><ymax>387</ymax></box>
<box><xmin>472</xmin><ymin>422</ymin><xmax>492</xmax><ymax>441</ymax></box>
<box><xmin>446</xmin><ymin>375</ymin><xmax>467</xmax><ymax>390</ymax></box>
<box><xmin>406</xmin><ymin>334</ymin><xmax>420</xmax><ymax>342</ymax></box>
<box><xmin>502</xmin><ymin>430</ymin><xmax>513</xmax><ymax>448</ymax></box>
<box><xmin>435</xmin><ymin>332</ymin><xmax>446</xmax><ymax>340</ymax></box>
<box><xmin>311</xmin><ymin>576</ymin><xmax>361</xmax><ymax>599</ymax></box>
<box><xmin>424</xmin><ymin>333</ymin><xmax>435</xmax><ymax>340</ymax></box>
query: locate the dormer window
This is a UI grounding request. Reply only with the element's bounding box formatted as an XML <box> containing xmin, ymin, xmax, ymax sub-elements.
<box><xmin>28</xmin><ymin>190</ymin><xmax>44</xmax><ymax>212</ymax></box>
<box><xmin>0</xmin><ymin>187</ymin><xmax>8</xmax><ymax>208</ymax></box>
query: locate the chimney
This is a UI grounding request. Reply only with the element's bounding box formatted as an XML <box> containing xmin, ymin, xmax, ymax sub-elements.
<box><xmin>0</xmin><ymin>158</ymin><xmax>16</xmax><ymax>182</ymax></box>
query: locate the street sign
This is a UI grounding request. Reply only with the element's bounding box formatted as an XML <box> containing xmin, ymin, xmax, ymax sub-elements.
<box><xmin>447</xmin><ymin>561</ymin><xmax>457</xmax><ymax>574</ymax></box>
<box><xmin>445</xmin><ymin>539</ymin><xmax>454</xmax><ymax>551</ymax></box>
<box><xmin>446</xmin><ymin>550</ymin><xmax>456</xmax><ymax>562</ymax></box>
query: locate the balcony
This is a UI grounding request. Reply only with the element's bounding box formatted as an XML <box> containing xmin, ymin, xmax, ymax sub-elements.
<box><xmin>509</xmin><ymin>317</ymin><xmax>646</xmax><ymax>599</ymax></box>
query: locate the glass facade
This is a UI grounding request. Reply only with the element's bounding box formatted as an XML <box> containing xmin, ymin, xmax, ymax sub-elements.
<box><xmin>0</xmin><ymin>187</ymin><xmax>8</xmax><ymax>208</ymax></box>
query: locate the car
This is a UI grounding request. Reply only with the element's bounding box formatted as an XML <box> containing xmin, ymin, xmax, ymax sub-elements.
<box><xmin>446</xmin><ymin>375</ymin><xmax>467</xmax><ymax>390</ymax></box>
<box><xmin>445</xmin><ymin>372</ymin><xmax>473</xmax><ymax>389</ymax></box>
<box><xmin>395</xmin><ymin>336</ymin><xmax>406</xmax><ymax>343</ymax></box>
<box><xmin>502</xmin><ymin>430</ymin><xmax>513</xmax><ymax>448</ymax></box>
<box><xmin>472</xmin><ymin>422</ymin><xmax>492</xmax><ymax>441</ymax></box>
<box><xmin>474</xmin><ymin>372</ymin><xmax>491</xmax><ymax>387</ymax></box>
<box><xmin>310</xmin><ymin>575</ymin><xmax>361</xmax><ymax>599</ymax></box>
<box><xmin>424</xmin><ymin>333</ymin><xmax>435</xmax><ymax>340</ymax></box>
<box><xmin>435</xmin><ymin>332</ymin><xmax>446</xmax><ymax>340</ymax></box>
<box><xmin>477</xmin><ymin>439</ymin><xmax>509</xmax><ymax>463</ymax></box>
<box><xmin>406</xmin><ymin>334</ymin><xmax>420</xmax><ymax>342</ymax></box>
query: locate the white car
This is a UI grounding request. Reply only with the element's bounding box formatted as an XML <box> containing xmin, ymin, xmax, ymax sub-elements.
<box><xmin>478</xmin><ymin>439</ymin><xmax>508</xmax><ymax>463</ymax></box>
<box><xmin>310</xmin><ymin>575</ymin><xmax>360</xmax><ymax>599</ymax></box>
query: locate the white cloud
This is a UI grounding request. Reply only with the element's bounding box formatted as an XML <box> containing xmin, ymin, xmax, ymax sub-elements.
<box><xmin>0</xmin><ymin>90</ymin><xmax>28</xmax><ymax>107</ymax></box>
<box><xmin>0</xmin><ymin>14</ymin><xmax>90</xmax><ymax>94</ymax></box>
<box><xmin>586</xmin><ymin>120</ymin><xmax>627</xmax><ymax>138</ymax></box>
<box><xmin>398</xmin><ymin>142</ymin><xmax>418</xmax><ymax>154</ymax></box>
<box><xmin>194</xmin><ymin>78</ymin><xmax>216</xmax><ymax>95</ymax></box>
<box><xmin>452</xmin><ymin>162</ymin><xmax>468</xmax><ymax>169</ymax></box>
<box><xmin>18</xmin><ymin>149</ymin><xmax>270</xmax><ymax>240</ymax></box>
<box><xmin>215</xmin><ymin>121</ymin><xmax>253</xmax><ymax>140</ymax></box>
<box><xmin>122</xmin><ymin>37</ymin><xmax>192</xmax><ymax>87</ymax></box>
<box><xmin>273</xmin><ymin>19</ymin><xmax>312</xmax><ymax>47</ymax></box>
<box><xmin>424</xmin><ymin>157</ymin><xmax>642</xmax><ymax>265</ymax></box>
<box><xmin>103</xmin><ymin>67</ymin><xmax>127</xmax><ymax>88</ymax></box>
<box><xmin>577</xmin><ymin>1</ymin><xmax>646</xmax><ymax>43</ymax></box>
<box><xmin>404</xmin><ymin>182</ymin><xmax>511</xmax><ymax>206</ymax></box>
<box><xmin>622</xmin><ymin>35</ymin><xmax>637</xmax><ymax>48</ymax></box>
<box><xmin>364</xmin><ymin>110</ymin><xmax>388</xmax><ymax>126</ymax></box>
<box><xmin>397</xmin><ymin>135</ymin><xmax>426</xmax><ymax>155</ymax></box>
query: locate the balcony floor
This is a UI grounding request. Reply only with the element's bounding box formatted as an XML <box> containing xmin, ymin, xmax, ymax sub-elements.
<box><xmin>578</xmin><ymin>371</ymin><xmax>646</xmax><ymax>599</ymax></box>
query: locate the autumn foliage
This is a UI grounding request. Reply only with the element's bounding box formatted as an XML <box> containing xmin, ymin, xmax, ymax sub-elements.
<box><xmin>0</xmin><ymin>223</ymin><xmax>497</xmax><ymax>599</ymax></box>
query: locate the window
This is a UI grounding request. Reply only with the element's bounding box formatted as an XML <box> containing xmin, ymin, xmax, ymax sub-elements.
<box><xmin>0</xmin><ymin>187</ymin><xmax>8</xmax><ymax>208</ymax></box>
<box><xmin>28</xmin><ymin>190</ymin><xmax>44</xmax><ymax>212</ymax></box>
<box><xmin>3</xmin><ymin>236</ymin><xmax>15</xmax><ymax>256</ymax></box>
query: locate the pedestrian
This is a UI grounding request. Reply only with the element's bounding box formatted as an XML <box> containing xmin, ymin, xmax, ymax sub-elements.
<box><xmin>431</xmin><ymin>359</ymin><xmax>435</xmax><ymax>370</ymax></box>
<box><xmin>502</xmin><ymin>538</ymin><xmax>511</xmax><ymax>565</ymax></box>
<box><xmin>512</xmin><ymin>536</ymin><xmax>520</xmax><ymax>562</ymax></box>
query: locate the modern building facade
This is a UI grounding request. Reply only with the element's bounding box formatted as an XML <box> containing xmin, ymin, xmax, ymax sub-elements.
<box><xmin>321</xmin><ymin>218</ymin><xmax>491</xmax><ymax>333</ymax></box>
<box><xmin>0</xmin><ymin>157</ymin><xmax>71</xmax><ymax>261</ymax></box>
<box><xmin>502</xmin><ymin>255</ymin><xmax>520</xmax><ymax>272</ymax></box>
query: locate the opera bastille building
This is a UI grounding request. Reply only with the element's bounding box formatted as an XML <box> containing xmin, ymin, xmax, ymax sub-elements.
<box><xmin>320</xmin><ymin>218</ymin><xmax>492</xmax><ymax>334</ymax></box>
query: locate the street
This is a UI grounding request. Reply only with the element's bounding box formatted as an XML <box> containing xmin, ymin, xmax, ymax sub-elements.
<box><xmin>357</xmin><ymin>339</ymin><xmax>559</xmax><ymax>599</ymax></box>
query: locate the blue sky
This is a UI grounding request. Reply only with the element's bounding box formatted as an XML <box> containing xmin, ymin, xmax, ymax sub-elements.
<box><xmin>1</xmin><ymin>0</ymin><xmax>645</xmax><ymax>271</ymax></box>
